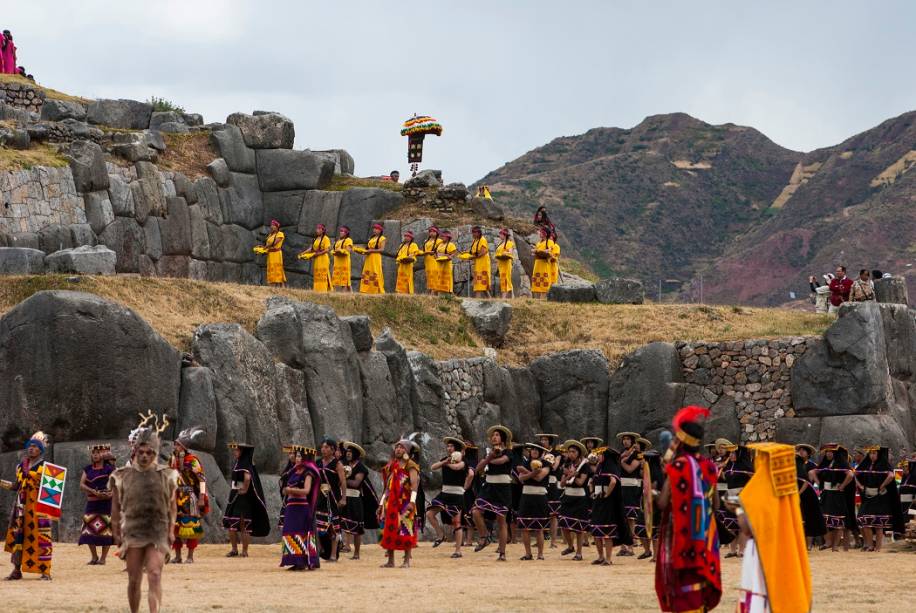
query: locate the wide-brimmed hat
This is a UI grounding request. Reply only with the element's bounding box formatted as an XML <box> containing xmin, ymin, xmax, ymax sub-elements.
<box><xmin>715</xmin><ymin>438</ymin><xmax>734</xmax><ymax>448</ymax></box>
<box><xmin>820</xmin><ymin>442</ymin><xmax>842</xmax><ymax>452</ymax></box>
<box><xmin>723</xmin><ymin>443</ymin><xmax>738</xmax><ymax>453</ymax></box>
<box><xmin>524</xmin><ymin>443</ymin><xmax>550</xmax><ymax>455</ymax></box>
<box><xmin>615</xmin><ymin>432</ymin><xmax>640</xmax><ymax>443</ymax></box>
<box><xmin>227</xmin><ymin>442</ymin><xmax>253</xmax><ymax>449</ymax></box>
<box><xmin>704</xmin><ymin>443</ymin><xmax>717</xmax><ymax>452</ymax></box>
<box><xmin>636</xmin><ymin>437</ymin><xmax>652</xmax><ymax>450</ymax></box>
<box><xmin>486</xmin><ymin>425</ymin><xmax>513</xmax><ymax>446</ymax></box>
<box><xmin>795</xmin><ymin>443</ymin><xmax>817</xmax><ymax>456</ymax></box>
<box><xmin>535</xmin><ymin>433</ymin><xmax>559</xmax><ymax>444</ymax></box>
<box><xmin>343</xmin><ymin>441</ymin><xmax>366</xmax><ymax>458</ymax></box>
<box><xmin>563</xmin><ymin>440</ymin><xmax>587</xmax><ymax>456</ymax></box>
<box><xmin>442</xmin><ymin>436</ymin><xmax>466</xmax><ymax>451</ymax></box>
<box><xmin>581</xmin><ymin>437</ymin><xmax>604</xmax><ymax>447</ymax></box>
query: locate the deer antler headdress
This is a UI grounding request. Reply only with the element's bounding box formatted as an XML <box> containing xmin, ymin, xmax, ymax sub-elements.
<box><xmin>128</xmin><ymin>410</ymin><xmax>170</xmax><ymax>451</ymax></box>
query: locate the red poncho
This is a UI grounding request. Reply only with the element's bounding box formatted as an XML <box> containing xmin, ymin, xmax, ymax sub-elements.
<box><xmin>379</xmin><ymin>459</ymin><xmax>419</xmax><ymax>551</ymax></box>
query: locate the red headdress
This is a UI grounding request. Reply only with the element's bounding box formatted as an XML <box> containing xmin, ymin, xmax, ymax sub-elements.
<box><xmin>373</xmin><ymin>223</ymin><xmax>384</xmax><ymax>232</ymax></box>
<box><xmin>672</xmin><ymin>405</ymin><xmax>710</xmax><ymax>448</ymax></box>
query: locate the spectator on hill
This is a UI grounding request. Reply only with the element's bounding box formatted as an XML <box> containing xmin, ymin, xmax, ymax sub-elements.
<box><xmin>476</xmin><ymin>185</ymin><xmax>493</xmax><ymax>200</ymax></box>
<box><xmin>808</xmin><ymin>274</ymin><xmax>833</xmax><ymax>314</ymax></box>
<box><xmin>384</xmin><ymin>170</ymin><xmax>400</xmax><ymax>183</ymax></box>
<box><xmin>828</xmin><ymin>266</ymin><xmax>852</xmax><ymax>314</ymax></box>
<box><xmin>850</xmin><ymin>269</ymin><xmax>875</xmax><ymax>302</ymax></box>
<box><xmin>1</xmin><ymin>30</ymin><xmax>17</xmax><ymax>75</ymax></box>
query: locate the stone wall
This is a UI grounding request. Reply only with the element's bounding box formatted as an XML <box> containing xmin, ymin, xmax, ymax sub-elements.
<box><xmin>0</xmin><ymin>166</ymin><xmax>85</xmax><ymax>234</ymax></box>
<box><xmin>676</xmin><ymin>338</ymin><xmax>812</xmax><ymax>443</ymax></box>
<box><xmin>0</xmin><ymin>81</ymin><xmax>44</xmax><ymax>115</ymax></box>
<box><xmin>436</xmin><ymin>357</ymin><xmax>485</xmax><ymax>436</ymax></box>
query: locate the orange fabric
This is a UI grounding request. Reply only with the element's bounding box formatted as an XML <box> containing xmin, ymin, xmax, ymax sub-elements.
<box><xmin>741</xmin><ymin>443</ymin><xmax>812</xmax><ymax>613</ymax></box>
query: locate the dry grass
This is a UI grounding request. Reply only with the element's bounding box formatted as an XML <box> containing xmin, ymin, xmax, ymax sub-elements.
<box><xmin>0</xmin><ymin>143</ymin><xmax>70</xmax><ymax>170</ymax></box>
<box><xmin>0</xmin><ymin>73</ymin><xmax>91</xmax><ymax>104</ymax></box>
<box><xmin>326</xmin><ymin>175</ymin><xmax>403</xmax><ymax>192</ymax></box>
<box><xmin>0</xmin><ymin>542</ymin><xmax>910</xmax><ymax>612</ymax></box>
<box><xmin>0</xmin><ymin>276</ymin><xmax>830</xmax><ymax>365</ymax></box>
<box><xmin>156</xmin><ymin>132</ymin><xmax>218</xmax><ymax>178</ymax></box>
<box><xmin>388</xmin><ymin>198</ymin><xmax>537</xmax><ymax>238</ymax></box>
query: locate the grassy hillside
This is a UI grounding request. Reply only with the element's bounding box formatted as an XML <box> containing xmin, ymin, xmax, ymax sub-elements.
<box><xmin>0</xmin><ymin>276</ymin><xmax>831</xmax><ymax>368</ymax></box>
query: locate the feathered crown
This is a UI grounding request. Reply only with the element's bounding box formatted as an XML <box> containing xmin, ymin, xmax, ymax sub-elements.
<box><xmin>672</xmin><ymin>405</ymin><xmax>711</xmax><ymax>447</ymax></box>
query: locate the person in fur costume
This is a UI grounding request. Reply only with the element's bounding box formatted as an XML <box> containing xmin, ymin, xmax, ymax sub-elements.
<box><xmin>110</xmin><ymin>412</ymin><xmax>178</xmax><ymax>613</ymax></box>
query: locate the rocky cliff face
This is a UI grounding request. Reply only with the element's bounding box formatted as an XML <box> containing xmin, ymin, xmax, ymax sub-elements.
<box><xmin>1</xmin><ymin>290</ymin><xmax>912</xmax><ymax>543</ymax></box>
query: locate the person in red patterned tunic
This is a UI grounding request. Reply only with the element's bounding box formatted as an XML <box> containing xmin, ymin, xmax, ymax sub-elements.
<box><xmin>654</xmin><ymin>406</ymin><xmax>722</xmax><ymax>613</ymax></box>
<box><xmin>377</xmin><ymin>439</ymin><xmax>421</xmax><ymax>568</ymax></box>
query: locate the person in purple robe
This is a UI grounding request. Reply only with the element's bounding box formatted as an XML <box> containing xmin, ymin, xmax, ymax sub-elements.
<box><xmin>78</xmin><ymin>444</ymin><xmax>116</xmax><ymax>565</ymax></box>
<box><xmin>1</xmin><ymin>31</ymin><xmax>17</xmax><ymax>75</ymax></box>
<box><xmin>280</xmin><ymin>446</ymin><xmax>321</xmax><ymax>571</ymax></box>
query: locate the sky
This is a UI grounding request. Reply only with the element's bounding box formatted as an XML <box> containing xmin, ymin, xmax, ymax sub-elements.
<box><xmin>6</xmin><ymin>1</ymin><xmax>916</xmax><ymax>183</ymax></box>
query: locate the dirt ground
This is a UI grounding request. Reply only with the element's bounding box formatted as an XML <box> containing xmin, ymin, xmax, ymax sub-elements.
<box><xmin>1</xmin><ymin>542</ymin><xmax>911</xmax><ymax>612</ymax></box>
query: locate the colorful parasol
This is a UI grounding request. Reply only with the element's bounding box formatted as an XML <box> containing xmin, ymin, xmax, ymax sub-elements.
<box><xmin>401</xmin><ymin>114</ymin><xmax>443</xmax><ymax>175</ymax></box>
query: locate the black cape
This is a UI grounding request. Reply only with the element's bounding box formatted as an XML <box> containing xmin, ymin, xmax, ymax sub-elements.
<box><xmin>225</xmin><ymin>446</ymin><xmax>271</xmax><ymax>538</ymax></box>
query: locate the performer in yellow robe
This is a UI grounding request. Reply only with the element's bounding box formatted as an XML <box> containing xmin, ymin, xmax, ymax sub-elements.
<box><xmin>549</xmin><ymin>229</ymin><xmax>561</xmax><ymax>285</ymax></box>
<box><xmin>738</xmin><ymin>443</ymin><xmax>812</xmax><ymax>613</ymax></box>
<box><xmin>331</xmin><ymin>226</ymin><xmax>353</xmax><ymax>292</ymax></box>
<box><xmin>494</xmin><ymin>228</ymin><xmax>515</xmax><ymax>298</ymax></box>
<box><xmin>298</xmin><ymin>224</ymin><xmax>332</xmax><ymax>292</ymax></box>
<box><xmin>459</xmin><ymin>226</ymin><xmax>492</xmax><ymax>298</ymax></box>
<box><xmin>3</xmin><ymin>432</ymin><xmax>53</xmax><ymax>579</ymax></box>
<box><xmin>435</xmin><ymin>230</ymin><xmax>458</xmax><ymax>295</ymax></box>
<box><xmin>423</xmin><ymin>226</ymin><xmax>443</xmax><ymax>294</ymax></box>
<box><xmin>395</xmin><ymin>230</ymin><xmax>422</xmax><ymax>294</ymax></box>
<box><xmin>263</xmin><ymin>220</ymin><xmax>287</xmax><ymax>286</ymax></box>
<box><xmin>359</xmin><ymin>224</ymin><xmax>386</xmax><ymax>294</ymax></box>
<box><xmin>531</xmin><ymin>227</ymin><xmax>555</xmax><ymax>298</ymax></box>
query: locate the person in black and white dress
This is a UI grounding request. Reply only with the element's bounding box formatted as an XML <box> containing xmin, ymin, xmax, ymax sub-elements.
<box><xmin>589</xmin><ymin>447</ymin><xmax>632</xmax><ymax>565</ymax></box>
<box><xmin>515</xmin><ymin>443</ymin><xmax>551</xmax><ymax>560</ymax></box>
<box><xmin>471</xmin><ymin>425</ymin><xmax>514</xmax><ymax>561</ymax></box>
<box><xmin>426</xmin><ymin>437</ymin><xmax>469</xmax><ymax>559</ymax></box>
<box><xmin>558</xmin><ymin>440</ymin><xmax>591</xmax><ymax>561</ymax></box>
<box><xmin>536</xmin><ymin>434</ymin><xmax>562</xmax><ymax>548</ymax></box>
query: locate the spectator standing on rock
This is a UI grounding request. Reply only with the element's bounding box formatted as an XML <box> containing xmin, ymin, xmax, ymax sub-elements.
<box><xmin>1</xmin><ymin>31</ymin><xmax>17</xmax><ymax>75</ymax></box>
<box><xmin>828</xmin><ymin>266</ymin><xmax>852</xmax><ymax>313</ymax></box>
<box><xmin>850</xmin><ymin>269</ymin><xmax>875</xmax><ymax>302</ymax></box>
<box><xmin>808</xmin><ymin>274</ymin><xmax>832</xmax><ymax>313</ymax></box>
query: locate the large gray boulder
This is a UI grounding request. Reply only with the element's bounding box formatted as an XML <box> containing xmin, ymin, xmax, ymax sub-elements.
<box><xmin>818</xmin><ymin>414</ymin><xmax>910</xmax><ymax>456</ymax></box>
<box><xmin>404</xmin><ymin>169</ymin><xmax>442</xmax><ymax>188</ymax></box>
<box><xmin>37</xmin><ymin>224</ymin><xmax>74</xmax><ymax>254</ymax></box>
<box><xmin>159</xmin><ymin>197</ymin><xmax>192</xmax><ymax>255</ymax></box>
<box><xmin>0</xmin><ymin>247</ymin><xmax>46</xmax><ymax>274</ymax></box>
<box><xmin>149</xmin><ymin>111</ymin><xmax>184</xmax><ymax>131</ymax></box>
<box><xmin>188</xmin><ymin>205</ymin><xmax>211</xmax><ymax>260</ymax></box>
<box><xmin>68</xmin><ymin>224</ymin><xmax>97</xmax><ymax>248</ymax></box>
<box><xmin>461</xmin><ymin>299</ymin><xmax>512</xmax><ymax>347</ymax></box>
<box><xmin>40</xmin><ymin>99</ymin><xmax>87</xmax><ymax>122</ymax></box>
<box><xmin>263</xmin><ymin>190</ymin><xmax>306</xmax><ymax>228</ymax></box>
<box><xmin>791</xmin><ymin>303</ymin><xmax>901</xmax><ymax>416</ymax></box>
<box><xmin>530</xmin><ymin>349</ymin><xmax>609</xmax><ymax>438</ymax></box>
<box><xmin>275</xmin><ymin>364</ymin><xmax>315</xmax><ymax>450</ymax></box>
<box><xmin>314</xmin><ymin>149</ymin><xmax>355</xmax><ymax>175</ymax></box>
<box><xmin>341</xmin><ymin>315</ymin><xmax>373</xmax><ymax>352</ymax></box>
<box><xmin>255</xmin><ymin>149</ymin><xmax>334</xmax><ymax>192</ymax></box>
<box><xmin>374</xmin><ymin>329</ymin><xmax>417</xmax><ymax>445</ymax></box>
<box><xmin>210</xmin><ymin>125</ymin><xmax>256</xmax><ymax>173</ymax></box>
<box><xmin>68</xmin><ymin>140</ymin><xmax>110</xmax><ymax>192</ymax></box>
<box><xmin>99</xmin><ymin>217</ymin><xmax>146</xmax><ymax>273</ymax></box>
<box><xmin>874</xmin><ymin>276</ymin><xmax>909</xmax><ymax>306</ymax></box>
<box><xmin>255</xmin><ymin>298</ymin><xmax>364</xmax><ymax>443</ymax></box>
<box><xmin>84</xmin><ymin>191</ymin><xmax>115</xmax><ymax>234</ymax></box>
<box><xmin>192</xmin><ymin>323</ymin><xmax>289</xmax><ymax>472</ymax></box>
<box><xmin>207</xmin><ymin>158</ymin><xmax>231</xmax><ymax>187</ymax></box>
<box><xmin>607</xmin><ymin>342</ymin><xmax>685</xmax><ymax>441</ymax></box>
<box><xmin>220</xmin><ymin>173</ymin><xmax>263</xmax><ymax>229</ymax></box>
<box><xmin>480</xmin><ymin>361</ymin><xmax>542</xmax><ymax>443</ymax></box>
<box><xmin>406</xmin><ymin>351</ymin><xmax>450</xmax><ymax>473</ymax></box>
<box><xmin>547</xmin><ymin>276</ymin><xmax>597</xmax><ymax>303</ymax></box>
<box><xmin>337</xmin><ymin>189</ymin><xmax>404</xmax><ymax>243</ymax></box>
<box><xmin>44</xmin><ymin>245</ymin><xmax>116</xmax><ymax>275</ymax></box>
<box><xmin>357</xmin><ymin>352</ymin><xmax>401</xmax><ymax>465</ymax></box>
<box><xmin>130</xmin><ymin>175</ymin><xmax>166</xmax><ymax>223</ymax></box>
<box><xmin>177</xmin><ymin>367</ymin><xmax>219</xmax><ymax>452</ymax></box>
<box><xmin>194</xmin><ymin>176</ymin><xmax>224</xmax><ymax>224</ymax></box>
<box><xmin>298</xmin><ymin>190</ymin><xmax>342</xmax><ymax>236</ymax></box>
<box><xmin>227</xmin><ymin>112</ymin><xmax>295</xmax><ymax>149</ymax></box>
<box><xmin>0</xmin><ymin>291</ymin><xmax>182</xmax><ymax>449</ymax></box>
<box><xmin>595</xmin><ymin>278</ymin><xmax>645</xmax><ymax>305</ymax></box>
<box><xmin>219</xmin><ymin>224</ymin><xmax>257</xmax><ymax>263</ymax></box>
<box><xmin>107</xmin><ymin>174</ymin><xmax>135</xmax><ymax>217</ymax></box>
<box><xmin>86</xmin><ymin>98</ymin><xmax>152</xmax><ymax>129</ymax></box>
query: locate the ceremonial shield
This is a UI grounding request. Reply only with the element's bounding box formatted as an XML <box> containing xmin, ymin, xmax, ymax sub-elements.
<box><xmin>36</xmin><ymin>462</ymin><xmax>67</xmax><ymax>519</ymax></box>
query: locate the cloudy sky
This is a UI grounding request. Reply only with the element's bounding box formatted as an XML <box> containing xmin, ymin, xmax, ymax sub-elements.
<box><xmin>7</xmin><ymin>1</ymin><xmax>915</xmax><ymax>183</ymax></box>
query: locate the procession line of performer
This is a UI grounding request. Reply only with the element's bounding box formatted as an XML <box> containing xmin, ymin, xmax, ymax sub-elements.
<box><xmin>257</xmin><ymin>223</ymin><xmax>527</xmax><ymax>297</ymax></box>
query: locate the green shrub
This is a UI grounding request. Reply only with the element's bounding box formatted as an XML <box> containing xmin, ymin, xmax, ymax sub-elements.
<box><xmin>147</xmin><ymin>96</ymin><xmax>186</xmax><ymax>114</ymax></box>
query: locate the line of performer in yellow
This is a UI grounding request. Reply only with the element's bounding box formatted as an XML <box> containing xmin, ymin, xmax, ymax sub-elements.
<box><xmin>255</xmin><ymin>220</ymin><xmax>561</xmax><ymax>299</ymax></box>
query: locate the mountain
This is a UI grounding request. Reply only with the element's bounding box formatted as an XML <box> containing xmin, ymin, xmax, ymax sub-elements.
<box><xmin>476</xmin><ymin>111</ymin><xmax>916</xmax><ymax>305</ymax></box>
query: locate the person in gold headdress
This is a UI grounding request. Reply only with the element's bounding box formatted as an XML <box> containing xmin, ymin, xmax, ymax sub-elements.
<box><xmin>736</xmin><ymin>442</ymin><xmax>812</xmax><ymax>613</ymax></box>
<box><xmin>2</xmin><ymin>431</ymin><xmax>54</xmax><ymax>580</ymax></box>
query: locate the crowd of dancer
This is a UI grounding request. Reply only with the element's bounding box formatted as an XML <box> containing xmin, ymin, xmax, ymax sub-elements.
<box><xmin>3</xmin><ymin>414</ymin><xmax>913</xmax><ymax>610</ymax></box>
<box><xmin>256</xmin><ymin>206</ymin><xmax>563</xmax><ymax>299</ymax></box>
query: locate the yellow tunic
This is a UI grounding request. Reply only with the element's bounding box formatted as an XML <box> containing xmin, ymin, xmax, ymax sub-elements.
<box><xmin>423</xmin><ymin>237</ymin><xmax>443</xmax><ymax>292</ymax></box>
<box><xmin>467</xmin><ymin>237</ymin><xmax>491</xmax><ymax>293</ymax></box>
<box><xmin>359</xmin><ymin>235</ymin><xmax>386</xmax><ymax>294</ymax></box>
<box><xmin>395</xmin><ymin>241</ymin><xmax>422</xmax><ymax>294</ymax></box>
<box><xmin>311</xmin><ymin>235</ymin><xmax>332</xmax><ymax>292</ymax></box>
<box><xmin>531</xmin><ymin>239</ymin><xmax>555</xmax><ymax>295</ymax></box>
<box><xmin>435</xmin><ymin>241</ymin><xmax>458</xmax><ymax>294</ymax></box>
<box><xmin>331</xmin><ymin>237</ymin><xmax>353</xmax><ymax>289</ymax></box>
<box><xmin>494</xmin><ymin>239</ymin><xmax>515</xmax><ymax>293</ymax></box>
<box><xmin>265</xmin><ymin>231</ymin><xmax>286</xmax><ymax>284</ymax></box>
<box><xmin>549</xmin><ymin>240</ymin><xmax>561</xmax><ymax>284</ymax></box>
